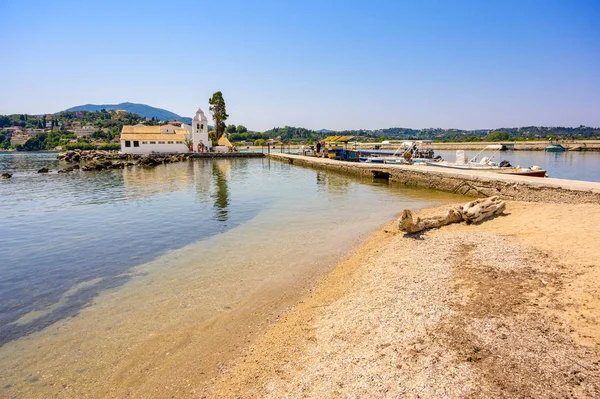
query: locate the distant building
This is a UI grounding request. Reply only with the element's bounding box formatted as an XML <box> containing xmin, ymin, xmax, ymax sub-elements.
<box><xmin>25</xmin><ymin>128</ymin><xmax>46</xmax><ymax>135</ymax></box>
<box><xmin>5</xmin><ymin>127</ymin><xmax>23</xmax><ymax>134</ymax></box>
<box><xmin>182</xmin><ymin>108</ymin><xmax>211</xmax><ymax>153</ymax></box>
<box><xmin>215</xmin><ymin>135</ymin><xmax>234</xmax><ymax>153</ymax></box>
<box><xmin>168</xmin><ymin>121</ymin><xmax>183</xmax><ymax>127</ymax></box>
<box><xmin>11</xmin><ymin>134</ymin><xmax>30</xmax><ymax>146</ymax></box>
<box><xmin>120</xmin><ymin>108</ymin><xmax>211</xmax><ymax>154</ymax></box>
<box><xmin>120</xmin><ymin>124</ymin><xmax>189</xmax><ymax>154</ymax></box>
<box><xmin>114</xmin><ymin>110</ymin><xmax>127</xmax><ymax>115</ymax></box>
<box><xmin>71</xmin><ymin>121</ymin><xmax>82</xmax><ymax>128</ymax></box>
<box><xmin>73</xmin><ymin>126</ymin><xmax>97</xmax><ymax>137</ymax></box>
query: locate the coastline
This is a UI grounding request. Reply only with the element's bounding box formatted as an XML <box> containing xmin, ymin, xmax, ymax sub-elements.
<box><xmin>267</xmin><ymin>152</ymin><xmax>600</xmax><ymax>203</ymax></box>
<box><xmin>203</xmin><ymin>201</ymin><xmax>600</xmax><ymax>398</ymax></box>
<box><xmin>2</xmin><ymin>169</ymin><xmax>464</xmax><ymax>398</ymax></box>
<box><xmin>2</xmin><ymin>199</ymin><xmax>599</xmax><ymax>397</ymax></box>
<box><xmin>2</xmin><ymin>151</ymin><xmax>600</xmax><ymax>397</ymax></box>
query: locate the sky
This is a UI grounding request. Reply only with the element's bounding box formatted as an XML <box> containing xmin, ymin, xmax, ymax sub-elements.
<box><xmin>1</xmin><ymin>0</ymin><xmax>598</xmax><ymax>131</ymax></box>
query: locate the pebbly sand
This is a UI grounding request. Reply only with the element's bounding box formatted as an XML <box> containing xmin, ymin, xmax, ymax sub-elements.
<box><xmin>203</xmin><ymin>201</ymin><xmax>600</xmax><ymax>398</ymax></box>
<box><xmin>2</xmin><ymin>201</ymin><xmax>599</xmax><ymax>398</ymax></box>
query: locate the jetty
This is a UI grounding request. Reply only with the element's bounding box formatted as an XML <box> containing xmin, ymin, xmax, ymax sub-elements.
<box><xmin>267</xmin><ymin>152</ymin><xmax>600</xmax><ymax>204</ymax></box>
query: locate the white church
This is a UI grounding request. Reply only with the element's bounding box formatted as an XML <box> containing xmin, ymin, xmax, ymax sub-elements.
<box><xmin>120</xmin><ymin>108</ymin><xmax>212</xmax><ymax>154</ymax></box>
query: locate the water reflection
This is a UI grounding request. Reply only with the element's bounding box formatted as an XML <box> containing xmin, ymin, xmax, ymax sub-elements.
<box><xmin>315</xmin><ymin>171</ymin><xmax>351</xmax><ymax>195</ymax></box>
<box><xmin>0</xmin><ymin>155</ymin><xmax>262</xmax><ymax>346</ymax></box>
<box><xmin>122</xmin><ymin>162</ymin><xmax>193</xmax><ymax>200</ymax></box>
<box><xmin>212</xmin><ymin>161</ymin><xmax>230</xmax><ymax>222</ymax></box>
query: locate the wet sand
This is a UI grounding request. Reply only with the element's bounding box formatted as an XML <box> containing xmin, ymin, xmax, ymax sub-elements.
<box><xmin>2</xmin><ymin>201</ymin><xmax>599</xmax><ymax>398</ymax></box>
<box><xmin>203</xmin><ymin>201</ymin><xmax>600</xmax><ymax>398</ymax></box>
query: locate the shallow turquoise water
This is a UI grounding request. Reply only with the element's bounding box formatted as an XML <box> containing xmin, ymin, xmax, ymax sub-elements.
<box><xmin>0</xmin><ymin>153</ymin><xmax>463</xmax><ymax>346</ymax></box>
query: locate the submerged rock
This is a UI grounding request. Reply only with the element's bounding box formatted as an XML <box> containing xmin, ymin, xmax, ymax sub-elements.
<box><xmin>37</xmin><ymin>168</ymin><xmax>49</xmax><ymax>173</ymax></box>
<box><xmin>1</xmin><ymin>173</ymin><xmax>11</xmax><ymax>179</ymax></box>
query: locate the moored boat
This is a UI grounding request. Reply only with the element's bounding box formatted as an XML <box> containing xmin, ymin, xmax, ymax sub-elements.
<box><xmin>359</xmin><ymin>140</ymin><xmax>434</xmax><ymax>164</ymax></box>
<box><xmin>545</xmin><ymin>143</ymin><xmax>566</xmax><ymax>152</ymax></box>
<box><xmin>490</xmin><ymin>166</ymin><xmax>547</xmax><ymax>177</ymax></box>
<box><xmin>426</xmin><ymin>146</ymin><xmax>547</xmax><ymax>177</ymax></box>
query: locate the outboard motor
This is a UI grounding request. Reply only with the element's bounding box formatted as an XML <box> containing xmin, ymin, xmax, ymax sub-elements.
<box><xmin>499</xmin><ymin>160</ymin><xmax>512</xmax><ymax>168</ymax></box>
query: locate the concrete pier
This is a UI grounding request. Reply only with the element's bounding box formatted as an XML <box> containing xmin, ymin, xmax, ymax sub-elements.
<box><xmin>188</xmin><ymin>152</ymin><xmax>265</xmax><ymax>159</ymax></box>
<box><xmin>267</xmin><ymin>153</ymin><xmax>600</xmax><ymax>204</ymax></box>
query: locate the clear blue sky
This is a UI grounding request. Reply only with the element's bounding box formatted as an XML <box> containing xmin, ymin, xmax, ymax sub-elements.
<box><xmin>1</xmin><ymin>0</ymin><xmax>598</xmax><ymax>131</ymax></box>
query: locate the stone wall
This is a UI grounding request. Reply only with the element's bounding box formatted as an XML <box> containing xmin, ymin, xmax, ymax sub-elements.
<box><xmin>268</xmin><ymin>153</ymin><xmax>600</xmax><ymax>204</ymax></box>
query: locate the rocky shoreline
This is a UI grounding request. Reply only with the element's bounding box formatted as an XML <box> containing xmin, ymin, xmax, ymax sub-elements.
<box><xmin>56</xmin><ymin>150</ymin><xmax>188</xmax><ymax>172</ymax></box>
<box><xmin>0</xmin><ymin>150</ymin><xmax>265</xmax><ymax>177</ymax></box>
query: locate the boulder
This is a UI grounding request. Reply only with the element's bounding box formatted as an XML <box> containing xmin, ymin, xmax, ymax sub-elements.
<box><xmin>1</xmin><ymin>173</ymin><xmax>11</xmax><ymax>179</ymax></box>
<box><xmin>37</xmin><ymin>168</ymin><xmax>49</xmax><ymax>173</ymax></box>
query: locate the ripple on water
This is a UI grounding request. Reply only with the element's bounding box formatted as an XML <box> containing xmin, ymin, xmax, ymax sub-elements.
<box><xmin>0</xmin><ymin>153</ymin><xmax>464</xmax><ymax>346</ymax></box>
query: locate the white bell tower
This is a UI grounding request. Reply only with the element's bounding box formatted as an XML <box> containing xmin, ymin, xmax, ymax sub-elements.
<box><xmin>192</xmin><ymin>108</ymin><xmax>211</xmax><ymax>152</ymax></box>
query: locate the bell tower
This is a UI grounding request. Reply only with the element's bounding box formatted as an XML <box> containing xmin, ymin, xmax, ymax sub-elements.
<box><xmin>192</xmin><ymin>108</ymin><xmax>210</xmax><ymax>152</ymax></box>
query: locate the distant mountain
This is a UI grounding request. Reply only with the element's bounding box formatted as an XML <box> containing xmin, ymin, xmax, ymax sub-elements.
<box><xmin>63</xmin><ymin>102</ymin><xmax>192</xmax><ymax>124</ymax></box>
<box><xmin>317</xmin><ymin>129</ymin><xmax>334</xmax><ymax>134</ymax></box>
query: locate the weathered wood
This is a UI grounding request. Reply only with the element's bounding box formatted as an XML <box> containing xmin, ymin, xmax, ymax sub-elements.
<box><xmin>398</xmin><ymin>208</ymin><xmax>464</xmax><ymax>233</ymax></box>
<box><xmin>398</xmin><ymin>196</ymin><xmax>506</xmax><ymax>233</ymax></box>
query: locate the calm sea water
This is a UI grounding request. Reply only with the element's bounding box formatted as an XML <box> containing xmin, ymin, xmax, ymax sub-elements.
<box><xmin>0</xmin><ymin>152</ymin><xmax>462</xmax><ymax>347</ymax></box>
<box><xmin>247</xmin><ymin>147</ymin><xmax>600</xmax><ymax>182</ymax></box>
<box><xmin>421</xmin><ymin>149</ymin><xmax>600</xmax><ymax>182</ymax></box>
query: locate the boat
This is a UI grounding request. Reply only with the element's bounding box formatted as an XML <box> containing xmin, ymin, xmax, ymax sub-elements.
<box><xmin>359</xmin><ymin>141</ymin><xmax>433</xmax><ymax>164</ymax></box>
<box><xmin>491</xmin><ymin>166</ymin><xmax>547</xmax><ymax>178</ymax></box>
<box><xmin>427</xmin><ymin>146</ymin><xmax>547</xmax><ymax>177</ymax></box>
<box><xmin>545</xmin><ymin>143</ymin><xmax>566</xmax><ymax>152</ymax></box>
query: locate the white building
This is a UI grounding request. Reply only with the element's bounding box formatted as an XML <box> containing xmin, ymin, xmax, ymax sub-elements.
<box><xmin>120</xmin><ymin>124</ymin><xmax>189</xmax><ymax>154</ymax></box>
<box><xmin>181</xmin><ymin>108</ymin><xmax>211</xmax><ymax>152</ymax></box>
<box><xmin>120</xmin><ymin>108</ymin><xmax>212</xmax><ymax>154</ymax></box>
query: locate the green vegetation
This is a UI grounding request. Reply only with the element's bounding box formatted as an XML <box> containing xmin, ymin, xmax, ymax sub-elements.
<box><xmin>208</xmin><ymin>91</ymin><xmax>228</xmax><ymax>146</ymax></box>
<box><xmin>485</xmin><ymin>131</ymin><xmax>510</xmax><ymax>141</ymax></box>
<box><xmin>2</xmin><ymin>105</ymin><xmax>599</xmax><ymax>152</ymax></box>
<box><xmin>0</xmin><ymin>110</ymin><xmax>146</xmax><ymax>151</ymax></box>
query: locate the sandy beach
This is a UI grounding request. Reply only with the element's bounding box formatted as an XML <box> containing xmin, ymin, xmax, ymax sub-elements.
<box><xmin>203</xmin><ymin>201</ymin><xmax>600</xmax><ymax>398</ymax></box>
<box><xmin>2</xmin><ymin>200</ymin><xmax>599</xmax><ymax>398</ymax></box>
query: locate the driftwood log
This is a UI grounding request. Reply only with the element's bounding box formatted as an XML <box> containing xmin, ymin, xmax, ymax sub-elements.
<box><xmin>461</xmin><ymin>196</ymin><xmax>506</xmax><ymax>224</ymax></box>
<box><xmin>399</xmin><ymin>196</ymin><xmax>506</xmax><ymax>233</ymax></box>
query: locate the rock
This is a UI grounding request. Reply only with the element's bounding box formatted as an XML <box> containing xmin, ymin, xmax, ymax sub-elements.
<box><xmin>57</xmin><ymin>169</ymin><xmax>68</xmax><ymax>174</ymax></box>
<box><xmin>1</xmin><ymin>173</ymin><xmax>11</xmax><ymax>179</ymax></box>
<box><xmin>57</xmin><ymin>150</ymin><xmax>189</xmax><ymax>169</ymax></box>
<box><xmin>37</xmin><ymin>168</ymin><xmax>49</xmax><ymax>173</ymax></box>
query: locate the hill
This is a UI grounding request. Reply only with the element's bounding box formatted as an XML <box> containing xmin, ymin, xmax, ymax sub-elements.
<box><xmin>64</xmin><ymin>102</ymin><xmax>192</xmax><ymax>124</ymax></box>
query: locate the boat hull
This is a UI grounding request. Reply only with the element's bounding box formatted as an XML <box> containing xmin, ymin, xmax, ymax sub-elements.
<box><xmin>427</xmin><ymin>162</ymin><xmax>546</xmax><ymax>177</ymax></box>
<box><xmin>493</xmin><ymin>169</ymin><xmax>547</xmax><ymax>177</ymax></box>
